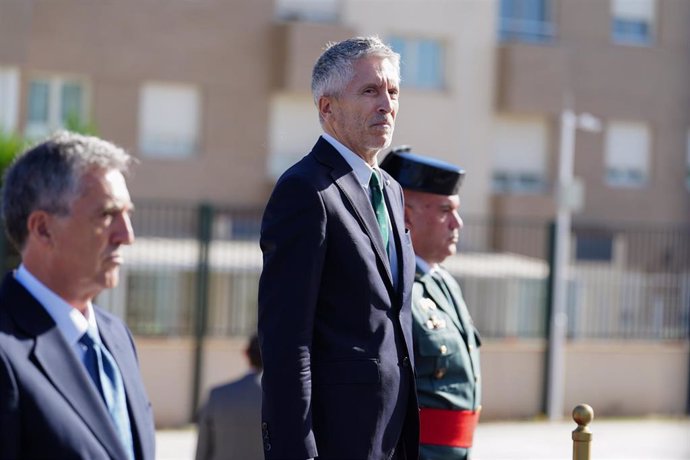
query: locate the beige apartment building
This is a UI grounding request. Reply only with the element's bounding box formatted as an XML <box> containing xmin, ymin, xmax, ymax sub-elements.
<box><xmin>1</xmin><ymin>0</ymin><xmax>688</xmax><ymax>426</ymax></box>
<box><xmin>2</xmin><ymin>0</ymin><xmax>687</xmax><ymax>230</ymax></box>
<box><xmin>494</xmin><ymin>0</ymin><xmax>690</xmax><ymax>238</ymax></box>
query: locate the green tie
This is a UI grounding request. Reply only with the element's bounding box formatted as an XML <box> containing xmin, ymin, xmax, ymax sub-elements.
<box><xmin>369</xmin><ymin>171</ymin><xmax>389</xmax><ymax>252</ymax></box>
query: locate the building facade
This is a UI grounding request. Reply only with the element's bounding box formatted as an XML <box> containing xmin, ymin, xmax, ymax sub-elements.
<box><xmin>1</xmin><ymin>0</ymin><xmax>688</xmax><ymax>426</ymax></box>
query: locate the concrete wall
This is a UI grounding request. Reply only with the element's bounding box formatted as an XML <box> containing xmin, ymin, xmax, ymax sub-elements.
<box><xmin>139</xmin><ymin>337</ymin><xmax>689</xmax><ymax>427</ymax></box>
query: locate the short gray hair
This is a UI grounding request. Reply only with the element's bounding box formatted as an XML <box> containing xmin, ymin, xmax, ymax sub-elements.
<box><xmin>311</xmin><ymin>36</ymin><xmax>400</xmax><ymax>108</ymax></box>
<box><xmin>2</xmin><ymin>130</ymin><xmax>133</xmax><ymax>250</ymax></box>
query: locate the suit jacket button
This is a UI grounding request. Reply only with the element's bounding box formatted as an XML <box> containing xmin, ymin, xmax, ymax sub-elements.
<box><xmin>402</xmin><ymin>356</ymin><xmax>410</xmax><ymax>367</ymax></box>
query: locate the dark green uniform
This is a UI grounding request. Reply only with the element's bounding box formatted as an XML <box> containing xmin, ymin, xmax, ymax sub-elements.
<box><xmin>412</xmin><ymin>264</ymin><xmax>481</xmax><ymax>460</ymax></box>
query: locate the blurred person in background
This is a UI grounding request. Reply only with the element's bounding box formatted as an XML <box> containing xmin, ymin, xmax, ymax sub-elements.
<box><xmin>0</xmin><ymin>131</ymin><xmax>156</xmax><ymax>460</ymax></box>
<box><xmin>258</xmin><ymin>36</ymin><xmax>419</xmax><ymax>459</ymax></box>
<box><xmin>382</xmin><ymin>146</ymin><xmax>482</xmax><ymax>460</ymax></box>
<box><xmin>195</xmin><ymin>334</ymin><xmax>263</xmax><ymax>460</ymax></box>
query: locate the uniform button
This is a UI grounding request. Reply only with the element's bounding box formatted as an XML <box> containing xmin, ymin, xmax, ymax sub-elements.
<box><xmin>434</xmin><ymin>368</ymin><xmax>447</xmax><ymax>379</ymax></box>
<box><xmin>440</xmin><ymin>345</ymin><xmax>448</xmax><ymax>355</ymax></box>
<box><xmin>469</xmin><ymin>344</ymin><xmax>475</xmax><ymax>350</ymax></box>
<box><xmin>264</xmin><ymin>442</ymin><xmax>272</xmax><ymax>452</ymax></box>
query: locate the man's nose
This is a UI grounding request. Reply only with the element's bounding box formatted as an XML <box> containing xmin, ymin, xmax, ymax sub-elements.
<box><xmin>112</xmin><ymin>212</ymin><xmax>135</xmax><ymax>245</ymax></box>
<box><xmin>378</xmin><ymin>92</ymin><xmax>394</xmax><ymax>114</ymax></box>
<box><xmin>451</xmin><ymin>212</ymin><xmax>463</xmax><ymax>230</ymax></box>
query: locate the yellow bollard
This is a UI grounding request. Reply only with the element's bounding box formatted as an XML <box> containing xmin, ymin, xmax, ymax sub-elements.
<box><xmin>572</xmin><ymin>404</ymin><xmax>594</xmax><ymax>460</ymax></box>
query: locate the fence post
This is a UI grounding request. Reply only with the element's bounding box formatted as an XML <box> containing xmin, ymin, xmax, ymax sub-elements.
<box><xmin>542</xmin><ymin>221</ymin><xmax>557</xmax><ymax>415</ymax></box>
<box><xmin>190</xmin><ymin>203</ymin><xmax>214</xmax><ymax>421</ymax></box>
<box><xmin>572</xmin><ymin>404</ymin><xmax>594</xmax><ymax>460</ymax></box>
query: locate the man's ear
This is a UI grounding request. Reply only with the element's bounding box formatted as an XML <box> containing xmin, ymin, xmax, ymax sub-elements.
<box><xmin>318</xmin><ymin>95</ymin><xmax>333</xmax><ymax>120</ymax></box>
<box><xmin>26</xmin><ymin>211</ymin><xmax>54</xmax><ymax>246</ymax></box>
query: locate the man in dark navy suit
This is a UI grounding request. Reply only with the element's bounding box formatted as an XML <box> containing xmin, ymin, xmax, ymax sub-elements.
<box><xmin>258</xmin><ymin>36</ymin><xmax>419</xmax><ymax>460</ymax></box>
<box><xmin>0</xmin><ymin>131</ymin><xmax>156</xmax><ymax>459</ymax></box>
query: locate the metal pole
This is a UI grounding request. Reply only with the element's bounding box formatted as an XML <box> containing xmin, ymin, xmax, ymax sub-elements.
<box><xmin>191</xmin><ymin>203</ymin><xmax>213</xmax><ymax>421</ymax></box>
<box><xmin>546</xmin><ymin>107</ymin><xmax>576</xmax><ymax>420</ymax></box>
<box><xmin>572</xmin><ymin>404</ymin><xmax>594</xmax><ymax>460</ymax></box>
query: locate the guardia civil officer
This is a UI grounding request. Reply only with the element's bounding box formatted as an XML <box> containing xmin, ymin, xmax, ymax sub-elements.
<box><xmin>381</xmin><ymin>146</ymin><xmax>482</xmax><ymax>460</ymax></box>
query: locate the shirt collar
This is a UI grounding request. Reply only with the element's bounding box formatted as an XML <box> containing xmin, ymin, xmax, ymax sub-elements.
<box><xmin>321</xmin><ymin>133</ymin><xmax>377</xmax><ymax>189</ymax></box>
<box><xmin>14</xmin><ymin>264</ymin><xmax>99</xmax><ymax>345</ymax></box>
<box><xmin>416</xmin><ymin>256</ymin><xmax>439</xmax><ymax>276</ymax></box>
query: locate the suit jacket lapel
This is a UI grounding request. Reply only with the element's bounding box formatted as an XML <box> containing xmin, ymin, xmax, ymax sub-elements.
<box><xmin>4</xmin><ymin>276</ymin><xmax>128</xmax><ymax>459</ymax></box>
<box><xmin>97</xmin><ymin>310</ymin><xmax>149</xmax><ymax>458</ymax></box>
<box><xmin>383</xmin><ymin>174</ymin><xmax>406</xmax><ymax>295</ymax></box>
<box><xmin>313</xmin><ymin>138</ymin><xmax>394</xmax><ymax>290</ymax></box>
<box><xmin>437</xmin><ymin>269</ymin><xmax>473</xmax><ymax>327</ymax></box>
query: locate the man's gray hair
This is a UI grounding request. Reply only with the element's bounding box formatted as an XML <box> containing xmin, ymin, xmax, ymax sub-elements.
<box><xmin>1</xmin><ymin>130</ymin><xmax>133</xmax><ymax>250</ymax></box>
<box><xmin>311</xmin><ymin>36</ymin><xmax>401</xmax><ymax>108</ymax></box>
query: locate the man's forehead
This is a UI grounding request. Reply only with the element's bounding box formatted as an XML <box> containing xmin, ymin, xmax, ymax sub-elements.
<box><xmin>353</xmin><ymin>56</ymin><xmax>399</xmax><ymax>83</ymax></box>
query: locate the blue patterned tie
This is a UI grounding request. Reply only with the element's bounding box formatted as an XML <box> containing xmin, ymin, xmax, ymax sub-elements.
<box><xmin>80</xmin><ymin>333</ymin><xmax>135</xmax><ymax>460</ymax></box>
<box><xmin>369</xmin><ymin>171</ymin><xmax>389</xmax><ymax>252</ymax></box>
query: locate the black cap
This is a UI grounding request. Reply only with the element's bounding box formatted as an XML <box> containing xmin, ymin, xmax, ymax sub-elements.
<box><xmin>380</xmin><ymin>146</ymin><xmax>465</xmax><ymax>195</ymax></box>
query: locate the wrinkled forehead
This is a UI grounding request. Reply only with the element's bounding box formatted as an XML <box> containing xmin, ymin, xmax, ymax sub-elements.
<box><xmin>350</xmin><ymin>55</ymin><xmax>400</xmax><ymax>86</ymax></box>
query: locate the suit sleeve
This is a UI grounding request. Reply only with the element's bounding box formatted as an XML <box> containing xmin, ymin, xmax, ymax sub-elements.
<box><xmin>0</xmin><ymin>348</ymin><xmax>20</xmax><ymax>459</ymax></box>
<box><xmin>258</xmin><ymin>174</ymin><xmax>326</xmax><ymax>459</ymax></box>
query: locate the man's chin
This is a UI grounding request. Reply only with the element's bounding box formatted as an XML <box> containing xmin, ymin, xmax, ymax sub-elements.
<box><xmin>102</xmin><ymin>268</ymin><xmax>121</xmax><ymax>289</ymax></box>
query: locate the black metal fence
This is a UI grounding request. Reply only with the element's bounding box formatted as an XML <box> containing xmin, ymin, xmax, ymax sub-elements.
<box><xmin>3</xmin><ymin>201</ymin><xmax>689</xmax><ymax>342</ymax></box>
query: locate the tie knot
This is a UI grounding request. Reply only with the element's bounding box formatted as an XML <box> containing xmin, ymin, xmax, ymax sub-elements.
<box><xmin>79</xmin><ymin>332</ymin><xmax>96</xmax><ymax>348</ymax></box>
<box><xmin>369</xmin><ymin>170</ymin><xmax>381</xmax><ymax>189</ymax></box>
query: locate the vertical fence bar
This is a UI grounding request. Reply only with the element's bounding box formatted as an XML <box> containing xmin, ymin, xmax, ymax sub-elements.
<box><xmin>542</xmin><ymin>221</ymin><xmax>556</xmax><ymax>415</ymax></box>
<box><xmin>190</xmin><ymin>203</ymin><xmax>213</xmax><ymax>421</ymax></box>
<box><xmin>687</xmin><ymin>304</ymin><xmax>690</xmax><ymax>415</ymax></box>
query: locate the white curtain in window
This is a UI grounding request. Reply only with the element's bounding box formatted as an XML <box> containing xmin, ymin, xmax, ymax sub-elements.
<box><xmin>493</xmin><ymin>116</ymin><xmax>548</xmax><ymax>175</ymax></box>
<box><xmin>0</xmin><ymin>68</ymin><xmax>20</xmax><ymax>132</ymax></box>
<box><xmin>139</xmin><ymin>83</ymin><xmax>200</xmax><ymax>157</ymax></box>
<box><xmin>605</xmin><ymin>121</ymin><xmax>649</xmax><ymax>170</ymax></box>
<box><xmin>611</xmin><ymin>0</ymin><xmax>655</xmax><ymax>21</ymax></box>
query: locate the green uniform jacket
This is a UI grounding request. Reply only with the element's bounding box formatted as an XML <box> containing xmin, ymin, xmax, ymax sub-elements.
<box><xmin>412</xmin><ymin>265</ymin><xmax>482</xmax><ymax>460</ymax></box>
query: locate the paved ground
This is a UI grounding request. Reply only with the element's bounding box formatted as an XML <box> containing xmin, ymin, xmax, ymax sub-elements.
<box><xmin>156</xmin><ymin>417</ymin><xmax>690</xmax><ymax>460</ymax></box>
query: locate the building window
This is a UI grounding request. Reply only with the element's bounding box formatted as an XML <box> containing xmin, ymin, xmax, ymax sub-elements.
<box><xmin>275</xmin><ymin>0</ymin><xmax>338</xmax><ymax>22</ymax></box>
<box><xmin>499</xmin><ymin>0</ymin><xmax>555</xmax><ymax>43</ymax></box>
<box><xmin>25</xmin><ymin>76</ymin><xmax>87</xmax><ymax>138</ymax></box>
<box><xmin>575</xmin><ymin>232</ymin><xmax>614</xmax><ymax>262</ymax></box>
<box><xmin>611</xmin><ymin>0</ymin><xmax>655</xmax><ymax>45</ymax></box>
<box><xmin>0</xmin><ymin>67</ymin><xmax>19</xmax><ymax>133</ymax></box>
<box><xmin>492</xmin><ymin>116</ymin><xmax>549</xmax><ymax>193</ymax></box>
<box><xmin>138</xmin><ymin>82</ymin><xmax>200</xmax><ymax>158</ymax></box>
<box><xmin>605</xmin><ymin>121</ymin><xmax>650</xmax><ymax>188</ymax></box>
<box><xmin>388</xmin><ymin>36</ymin><xmax>445</xmax><ymax>90</ymax></box>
